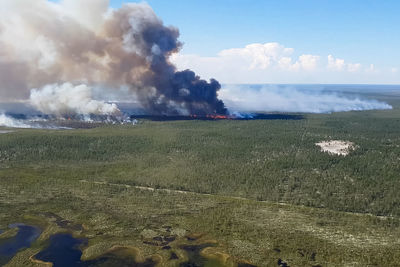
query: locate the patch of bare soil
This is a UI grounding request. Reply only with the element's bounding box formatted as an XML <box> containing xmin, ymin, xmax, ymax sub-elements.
<box><xmin>315</xmin><ymin>140</ymin><xmax>355</xmax><ymax>156</ymax></box>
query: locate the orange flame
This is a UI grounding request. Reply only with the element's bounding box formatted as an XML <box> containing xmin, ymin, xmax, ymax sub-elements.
<box><xmin>191</xmin><ymin>114</ymin><xmax>230</xmax><ymax>119</ymax></box>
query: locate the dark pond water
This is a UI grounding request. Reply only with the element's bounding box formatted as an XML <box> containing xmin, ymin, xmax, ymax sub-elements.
<box><xmin>178</xmin><ymin>242</ymin><xmax>257</xmax><ymax>267</ymax></box>
<box><xmin>179</xmin><ymin>243</ymin><xmax>223</xmax><ymax>267</ymax></box>
<box><xmin>34</xmin><ymin>233</ymin><xmax>256</xmax><ymax>267</ymax></box>
<box><xmin>84</xmin><ymin>248</ymin><xmax>156</xmax><ymax>267</ymax></box>
<box><xmin>0</xmin><ymin>223</ymin><xmax>41</xmax><ymax>265</ymax></box>
<box><xmin>35</xmin><ymin>233</ymin><xmax>156</xmax><ymax>267</ymax></box>
<box><xmin>35</xmin><ymin>233</ymin><xmax>87</xmax><ymax>267</ymax></box>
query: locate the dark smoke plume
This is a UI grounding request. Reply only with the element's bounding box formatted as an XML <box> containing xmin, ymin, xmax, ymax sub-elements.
<box><xmin>0</xmin><ymin>0</ymin><xmax>226</xmax><ymax>116</ymax></box>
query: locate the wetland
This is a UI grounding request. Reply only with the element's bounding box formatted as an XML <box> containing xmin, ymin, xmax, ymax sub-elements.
<box><xmin>1</xmin><ymin>91</ymin><xmax>400</xmax><ymax>266</ymax></box>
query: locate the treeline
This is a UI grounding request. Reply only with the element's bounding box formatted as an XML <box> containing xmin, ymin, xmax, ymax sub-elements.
<box><xmin>1</xmin><ymin>108</ymin><xmax>400</xmax><ymax>217</ymax></box>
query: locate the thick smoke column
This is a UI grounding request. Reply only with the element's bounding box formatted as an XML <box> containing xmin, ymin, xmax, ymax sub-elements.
<box><xmin>0</xmin><ymin>0</ymin><xmax>226</xmax><ymax>116</ymax></box>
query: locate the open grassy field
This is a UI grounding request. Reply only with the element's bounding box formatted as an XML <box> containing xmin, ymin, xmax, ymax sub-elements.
<box><xmin>1</xmin><ymin>91</ymin><xmax>400</xmax><ymax>266</ymax></box>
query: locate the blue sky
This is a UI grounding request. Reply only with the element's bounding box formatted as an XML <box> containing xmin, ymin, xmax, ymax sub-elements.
<box><xmin>110</xmin><ymin>0</ymin><xmax>400</xmax><ymax>67</ymax></box>
<box><xmin>105</xmin><ymin>0</ymin><xmax>400</xmax><ymax>84</ymax></box>
<box><xmin>44</xmin><ymin>0</ymin><xmax>399</xmax><ymax>83</ymax></box>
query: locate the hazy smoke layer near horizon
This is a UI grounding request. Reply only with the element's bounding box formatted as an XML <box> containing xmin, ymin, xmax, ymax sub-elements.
<box><xmin>219</xmin><ymin>85</ymin><xmax>393</xmax><ymax>113</ymax></box>
<box><xmin>0</xmin><ymin>113</ymin><xmax>33</xmax><ymax>128</ymax></box>
<box><xmin>0</xmin><ymin>0</ymin><xmax>226</xmax><ymax>116</ymax></box>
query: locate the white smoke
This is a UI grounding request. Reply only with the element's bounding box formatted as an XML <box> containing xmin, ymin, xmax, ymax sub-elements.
<box><xmin>0</xmin><ymin>114</ymin><xmax>32</xmax><ymax>128</ymax></box>
<box><xmin>219</xmin><ymin>85</ymin><xmax>393</xmax><ymax>113</ymax></box>
<box><xmin>29</xmin><ymin>83</ymin><xmax>120</xmax><ymax>116</ymax></box>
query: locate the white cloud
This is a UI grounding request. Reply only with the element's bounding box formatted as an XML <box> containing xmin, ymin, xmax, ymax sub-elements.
<box><xmin>214</xmin><ymin>43</ymin><xmax>318</xmax><ymax>72</ymax></box>
<box><xmin>278</xmin><ymin>56</ymin><xmax>294</xmax><ymax>70</ymax></box>
<box><xmin>171</xmin><ymin>42</ymin><xmax>399</xmax><ymax>84</ymax></box>
<box><xmin>171</xmin><ymin>42</ymin><xmax>324</xmax><ymax>83</ymax></box>
<box><xmin>327</xmin><ymin>55</ymin><xmax>346</xmax><ymax>71</ymax></box>
<box><xmin>218</xmin><ymin>42</ymin><xmax>293</xmax><ymax>70</ymax></box>
<box><xmin>297</xmin><ymin>54</ymin><xmax>320</xmax><ymax>71</ymax></box>
<box><xmin>347</xmin><ymin>63</ymin><xmax>361</xmax><ymax>72</ymax></box>
<box><xmin>366</xmin><ymin>64</ymin><xmax>376</xmax><ymax>73</ymax></box>
<box><xmin>327</xmin><ymin>55</ymin><xmax>361</xmax><ymax>72</ymax></box>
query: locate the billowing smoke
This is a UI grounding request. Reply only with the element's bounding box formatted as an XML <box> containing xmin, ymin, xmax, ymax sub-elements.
<box><xmin>30</xmin><ymin>83</ymin><xmax>120</xmax><ymax>116</ymax></box>
<box><xmin>219</xmin><ymin>85</ymin><xmax>393</xmax><ymax>113</ymax></box>
<box><xmin>0</xmin><ymin>0</ymin><xmax>226</xmax><ymax>116</ymax></box>
<box><xmin>0</xmin><ymin>114</ymin><xmax>32</xmax><ymax>128</ymax></box>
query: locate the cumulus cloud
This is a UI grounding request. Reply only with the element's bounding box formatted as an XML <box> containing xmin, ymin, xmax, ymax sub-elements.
<box><xmin>327</xmin><ymin>55</ymin><xmax>346</xmax><ymax>71</ymax></box>
<box><xmin>366</xmin><ymin>64</ymin><xmax>376</xmax><ymax>72</ymax></box>
<box><xmin>171</xmin><ymin>43</ymin><xmax>327</xmax><ymax>83</ymax></box>
<box><xmin>218</xmin><ymin>42</ymin><xmax>294</xmax><ymax>70</ymax></box>
<box><xmin>297</xmin><ymin>54</ymin><xmax>320</xmax><ymax>71</ymax></box>
<box><xmin>171</xmin><ymin>42</ymin><xmax>399</xmax><ymax>84</ymax></box>
<box><xmin>175</xmin><ymin>42</ymin><xmax>319</xmax><ymax>73</ymax></box>
<box><xmin>327</xmin><ymin>55</ymin><xmax>361</xmax><ymax>72</ymax></box>
<box><xmin>347</xmin><ymin>63</ymin><xmax>362</xmax><ymax>72</ymax></box>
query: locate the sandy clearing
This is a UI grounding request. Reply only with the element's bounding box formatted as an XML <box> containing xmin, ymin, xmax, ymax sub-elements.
<box><xmin>315</xmin><ymin>140</ymin><xmax>355</xmax><ymax>156</ymax></box>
